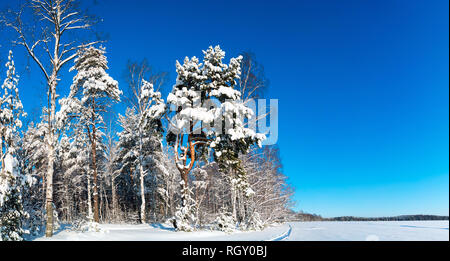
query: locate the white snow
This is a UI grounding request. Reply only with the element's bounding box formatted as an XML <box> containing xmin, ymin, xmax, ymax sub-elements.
<box><xmin>33</xmin><ymin>221</ymin><xmax>449</xmax><ymax>241</ymax></box>
<box><xmin>285</xmin><ymin>221</ymin><xmax>449</xmax><ymax>241</ymax></box>
<box><xmin>4</xmin><ymin>153</ymin><xmax>18</xmax><ymax>175</ymax></box>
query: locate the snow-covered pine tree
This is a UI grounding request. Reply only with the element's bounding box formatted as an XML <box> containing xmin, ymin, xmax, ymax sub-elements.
<box><xmin>204</xmin><ymin>47</ymin><xmax>266</xmax><ymax>228</ymax></box>
<box><xmin>55</xmin><ymin>135</ymin><xmax>72</xmax><ymax>222</ymax></box>
<box><xmin>0</xmin><ymin>50</ymin><xmax>29</xmax><ymax>241</ymax></box>
<box><xmin>214</xmin><ymin>206</ymin><xmax>236</xmax><ymax>233</ymax></box>
<box><xmin>0</xmin><ymin>154</ymin><xmax>29</xmax><ymax>241</ymax></box>
<box><xmin>21</xmin><ymin>114</ymin><xmax>48</xmax><ymax>235</ymax></box>
<box><xmin>57</xmin><ymin>88</ymin><xmax>89</xmax><ymax>222</ymax></box>
<box><xmin>59</xmin><ymin>120</ymin><xmax>93</xmax><ymax>223</ymax></box>
<box><xmin>67</xmin><ymin>46</ymin><xmax>122</xmax><ymax>223</ymax></box>
<box><xmin>103</xmin><ymin>125</ymin><xmax>125</xmax><ymax>222</ymax></box>
<box><xmin>55</xmin><ymin>128</ymin><xmax>92</xmax><ymax>224</ymax></box>
<box><xmin>22</xmin><ymin>111</ymin><xmax>49</xmax><ymax>182</ymax></box>
<box><xmin>116</xmin><ymin>108</ymin><xmax>139</xmax><ymax>182</ymax></box>
<box><xmin>74</xmin><ymin>127</ymin><xmax>92</xmax><ymax>221</ymax></box>
<box><xmin>166</xmin><ymin>45</ymin><xmax>265</xmax><ymax>231</ymax></box>
<box><xmin>166</xmin><ymin>54</ymin><xmax>205</xmax><ymax>231</ymax></box>
<box><xmin>0</xmin><ymin>50</ymin><xmax>27</xmax><ymax>167</ymax></box>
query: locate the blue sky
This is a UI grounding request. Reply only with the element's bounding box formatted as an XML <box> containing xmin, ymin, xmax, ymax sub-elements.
<box><xmin>1</xmin><ymin>0</ymin><xmax>448</xmax><ymax>217</ymax></box>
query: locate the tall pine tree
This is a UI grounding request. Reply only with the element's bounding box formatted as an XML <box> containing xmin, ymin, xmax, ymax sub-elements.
<box><xmin>65</xmin><ymin>46</ymin><xmax>122</xmax><ymax>223</ymax></box>
<box><xmin>0</xmin><ymin>50</ymin><xmax>29</xmax><ymax>241</ymax></box>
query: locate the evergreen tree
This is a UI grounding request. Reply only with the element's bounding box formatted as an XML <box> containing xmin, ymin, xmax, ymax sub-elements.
<box><xmin>21</xmin><ymin>117</ymin><xmax>48</xmax><ymax>235</ymax></box>
<box><xmin>0</xmin><ymin>50</ymin><xmax>26</xmax><ymax>165</ymax></box>
<box><xmin>166</xmin><ymin>45</ymin><xmax>265</xmax><ymax>231</ymax></box>
<box><xmin>0</xmin><ymin>154</ymin><xmax>29</xmax><ymax>241</ymax></box>
<box><xmin>0</xmin><ymin>50</ymin><xmax>29</xmax><ymax>241</ymax></box>
<box><xmin>66</xmin><ymin>46</ymin><xmax>122</xmax><ymax>223</ymax></box>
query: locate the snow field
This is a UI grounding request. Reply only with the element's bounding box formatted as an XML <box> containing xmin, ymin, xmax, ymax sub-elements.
<box><xmin>34</xmin><ymin>221</ymin><xmax>449</xmax><ymax>241</ymax></box>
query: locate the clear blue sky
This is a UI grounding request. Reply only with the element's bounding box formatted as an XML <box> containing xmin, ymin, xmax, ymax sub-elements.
<box><xmin>1</xmin><ymin>0</ymin><xmax>448</xmax><ymax>217</ymax></box>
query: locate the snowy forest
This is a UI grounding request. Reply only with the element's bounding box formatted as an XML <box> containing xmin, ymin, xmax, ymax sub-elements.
<box><xmin>0</xmin><ymin>0</ymin><xmax>294</xmax><ymax>241</ymax></box>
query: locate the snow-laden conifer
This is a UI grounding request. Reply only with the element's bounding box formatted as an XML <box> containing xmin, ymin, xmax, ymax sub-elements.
<box><xmin>65</xmin><ymin>46</ymin><xmax>121</xmax><ymax>223</ymax></box>
<box><xmin>166</xmin><ymin>45</ymin><xmax>265</xmax><ymax>231</ymax></box>
<box><xmin>0</xmin><ymin>50</ymin><xmax>29</xmax><ymax>241</ymax></box>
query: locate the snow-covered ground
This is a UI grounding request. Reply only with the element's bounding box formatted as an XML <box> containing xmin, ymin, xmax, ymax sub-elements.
<box><xmin>33</xmin><ymin>221</ymin><xmax>449</xmax><ymax>241</ymax></box>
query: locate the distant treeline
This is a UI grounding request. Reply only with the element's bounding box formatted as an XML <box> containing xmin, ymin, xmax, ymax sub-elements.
<box><xmin>326</xmin><ymin>215</ymin><xmax>449</xmax><ymax>221</ymax></box>
<box><xmin>292</xmin><ymin>212</ymin><xmax>449</xmax><ymax>222</ymax></box>
<box><xmin>290</xmin><ymin>211</ymin><xmax>325</xmax><ymax>221</ymax></box>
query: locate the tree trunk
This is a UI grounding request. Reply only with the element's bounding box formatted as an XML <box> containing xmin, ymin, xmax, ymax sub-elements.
<box><xmin>230</xmin><ymin>170</ymin><xmax>237</xmax><ymax>222</ymax></box>
<box><xmin>91</xmin><ymin>127</ymin><xmax>99</xmax><ymax>223</ymax></box>
<box><xmin>102</xmin><ymin>185</ymin><xmax>109</xmax><ymax>222</ymax></box>
<box><xmin>138</xmin><ymin>126</ymin><xmax>146</xmax><ymax>224</ymax></box>
<box><xmin>89</xmin><ymin>99</ymin><xmax>100</xmax><ymax>223</ymax></box>
<box><xmin>99</xmin><ymin>183</ymin><xmax>104</xmax><ymax>222</ymax></box>
<box><xmin>45</xmin><ymin>128</ymin><xmax>54</xmax><ymax>237</ymax></box>
<box><xmin>111</xmin><ymin>176</ymin><xmax>118</xmax><ymax>221</ymax></box>
<box><xmin>87</xmin><ymin>173</ymin><xmax>93</xmax><ymax>220</ymax></box>
<box><xmin>237</xmin><ymin>190</ymin><xmax>246</xmax><ymax>223</ymax></box>
<box><xmin>179</xmin><ymin>169</ymin><xmax>188</xmax><ymax>209</ymax></box>
<box><xmin>65</xmin><ymin>183</ymin><xmax>71</xmax><ymax>222</ymax></box>
<box><xmin>0</xmin><ymin>136</ymin><xmax>4</xmax><ymax>170</ymax></box>
<box><xmin>231</xmin><ymin>187</ymin><xmax>237</xmax><ymax>221</ymax></box>
<box><xmin>45</xmin><ymin>74</ymin><xmax>57</xmax><ymax>237</ymax></box>
<box><xmin>139</xmin><ymin>163</ymin><xmax>146</xmax><ymax>223</ymax></box>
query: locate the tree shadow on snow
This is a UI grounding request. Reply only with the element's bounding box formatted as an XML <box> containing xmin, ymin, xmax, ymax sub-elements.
<box><xmin>27</xmin><ymin>223</ymin><xmax>73</xmax><ymax>240</ymax></box>
<box><xmin>148</xmin><ymin>223</ymin><xmax>176</xmax><ymax>232</ymax></box>
<box><xmin>400</xmin><ymin>225</ymin><xmax>449</xmax><ymax>230</ymax></box>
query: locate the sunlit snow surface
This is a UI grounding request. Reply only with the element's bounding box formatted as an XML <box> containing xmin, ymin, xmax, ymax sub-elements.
<box><xmin>34</xmin><ymin>221</ymin><xmax>449</xmax><ymax>241</ymax></box>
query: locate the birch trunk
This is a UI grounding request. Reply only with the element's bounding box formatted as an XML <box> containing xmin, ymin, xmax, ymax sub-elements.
<box><xmin>111</xmin><ymin>176</ymin><xmax>118</xmax><ymax>220</ymax></box>
<box><xmin>91</xmin><ymin>125</ymin><xmax>99</xmax><ymax>223</ymax></box>
<box><xmin>87</xmin><ymin>173</ymin><xmax>93</xmax><ymax>220</ymax></box>
<box><xmin>138</xmin><ymin>126</ymin><xmax>146</xmax><ymax>224</ymax></box>
<box><xmin>0</xmin><ymin>136</ymin><xmax>4</xmax><ymax>171</ymax></box>
<box><xmin>139</xmin><ymin>162</ymin><xmax>146</xmax><ymax>224</ymax></box>
<box><xmin>88</xmin><ymin>99</ymin><xmax>100</xmax><ymax>223</ymax></box>
<box><xmin>65</xmin><ymin>183</ymin><xmax>71</xmax><ymax>222</ymax></box>
<box><xmin>230</xmin><ymin>170</ymin><xmax>237</xmax><ymax>222</ymax></box>
<box><xmin>3</xmin><ymin>0</ymin><xmax>99</xmax><ymax>237</ymax></box>
<box><xmin>45</xmin><ymin>74</ymin><xmax>57</xmax><ymax>237</ymax></box>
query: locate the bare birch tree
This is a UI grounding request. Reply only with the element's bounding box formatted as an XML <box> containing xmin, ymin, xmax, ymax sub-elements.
<box><xmin>1</xmin><ymin>0</ymin><xmax>99</xmax><ymax>237</ymax></box>
<box><xmin>122</xmin><ymin>60</ymin><xmax>167</xmax><ymax>223</ymax></box>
